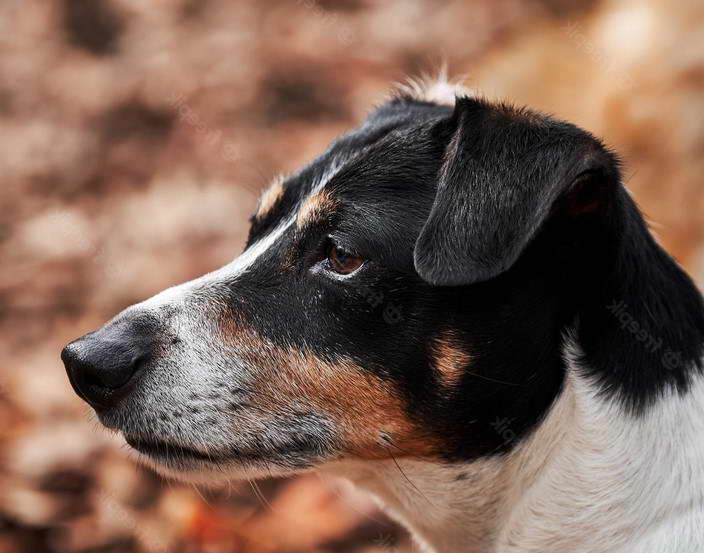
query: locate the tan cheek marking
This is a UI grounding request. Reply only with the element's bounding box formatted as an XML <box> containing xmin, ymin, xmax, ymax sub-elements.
<box><xmin>433</xmin><ymin>331</ymin><xmax>472</xmax><ymax>388</ymax></box>
<box><xmin>255</xmin><ymin>176</ymin><xmax>285</xmax><ymax>219</ymax></box>
<box><xmin>296</xmin><ymin>190</ymin><xmax>337</xmax><ymax>229</ymax></box>
<box><xmin>219</xmin><ymin>318</ymin><xmax>438</xmax><ymax>460</ymax></box>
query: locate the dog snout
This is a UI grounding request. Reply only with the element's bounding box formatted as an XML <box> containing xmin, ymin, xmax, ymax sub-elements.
<box><xmin>62</xmin><ymin>319</ymin><xmax>155</xmax><ymax>410</ymax></box>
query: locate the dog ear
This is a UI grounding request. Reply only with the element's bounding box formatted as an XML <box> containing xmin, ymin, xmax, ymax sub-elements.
<box><xmin>413</xmin><ymin>96</ymin><xmax>619</xmax><ymax>286</ymax></box>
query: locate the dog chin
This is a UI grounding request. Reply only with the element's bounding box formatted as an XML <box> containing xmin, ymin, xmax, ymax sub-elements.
<box><xmin>129</xmin><ymin>447</ymin><xmax>301</xmax><ymax>484</ymax></box>
<box><xmin>123</xmin><ymin>437</ymin><xmax>318</xmax><ymax>484</ymax></box>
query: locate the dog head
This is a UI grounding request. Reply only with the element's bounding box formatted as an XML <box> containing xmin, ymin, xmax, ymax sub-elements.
<box><xmin>62</xmin><ymin>83</ymin><xmax>622</xmax><ymax>483</ymax></box>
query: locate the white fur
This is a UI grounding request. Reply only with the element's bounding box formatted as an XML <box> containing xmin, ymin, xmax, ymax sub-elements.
<box><xmin>107</xmin><ymin>102</ymin><xmax>703</xmax><ymax>550</ymax></box>
<box><xmin>106</xmin><ymin>216</ymin><xmax>300</xmax><ymax>478</ymax></box>
<box><xmin>330</xmin><ymin>348</ymin><xmax>704</xmax><ymax>553</ymax></box>
<box><xmin>324</xmin><ymin>457</ymin><xmax>505</xmax><ymax>552</ymax></box>
<box><xmin>395</xmin><ymin>72</ymin><xmax>475</xmax><ymax>106</ymax></box>
<box><xmin>135</xmin><ymin>215</ymin><xmax>295</xmax><ymax>311</ymax></box>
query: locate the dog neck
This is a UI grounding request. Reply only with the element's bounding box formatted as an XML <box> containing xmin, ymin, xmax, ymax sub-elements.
<box><xmin>328</xmin><ymin>190</ymin><xmax>704</xmax><ymax>552</ymax></box>
<box><xmin>329</xmin><ymin>359</ymin><xmax>704</xmax><ymax>553</ymax></box>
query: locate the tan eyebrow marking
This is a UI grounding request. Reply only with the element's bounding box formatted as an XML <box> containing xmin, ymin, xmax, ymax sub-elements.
<box><xmin>432</xmin><ymin>331</ymin><xmax>472</xmax><ymax>387</ymax></box>
<box><xmin>255</xmin><ymin>175</ymin><xmax>285</xmax><ymax>219</ymax></box>
<box><xmin>296</xmin><ymin>189</ymin><xmax>338</xmax><ymax>229</ymax></box>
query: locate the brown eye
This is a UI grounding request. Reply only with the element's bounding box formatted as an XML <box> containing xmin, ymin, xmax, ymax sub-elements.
<box><xmin>328</xmin><ymin>243</ymin><xmax>365</xmax><ymax>275</ymax></box>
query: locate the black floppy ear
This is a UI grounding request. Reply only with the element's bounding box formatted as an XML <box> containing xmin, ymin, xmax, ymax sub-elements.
<box><xmin>413</xmin><ymin>96</ymin><xmax>619</xmax><ymax>286</ymax></box>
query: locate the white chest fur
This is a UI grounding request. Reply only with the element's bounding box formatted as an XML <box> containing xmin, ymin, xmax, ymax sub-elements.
<box><xmin>328</xmin><ymin>357</ymin><xmax>704</xmax><ymax>553</ymax></box>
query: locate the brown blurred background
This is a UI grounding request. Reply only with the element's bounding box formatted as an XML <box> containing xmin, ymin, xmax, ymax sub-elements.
<box><xmin>1</xmin><ymin>0</ymin><xmax>703</xmax><ymax>552</ymax></box>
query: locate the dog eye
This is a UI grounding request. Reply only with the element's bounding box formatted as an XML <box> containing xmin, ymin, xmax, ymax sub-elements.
<box><xmin>327</xmin><ymin>243</ymin><xmax>365</xmax><ymax>275</ymax></box>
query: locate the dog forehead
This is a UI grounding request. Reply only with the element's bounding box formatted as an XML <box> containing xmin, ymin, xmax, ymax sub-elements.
<box><xmin>253</xmin><ymin>152</ymin><xmax>349</xmax><ymax>229</ymax></box>
<box><xmin>256</xmin><ymin>100</ymin><xmax>448</xmax><ymax>214</ymax></box>
<box><xmin>245</xmin><ymin>102</ymin><xmax>452</xmax><ymax>277</ymax></box>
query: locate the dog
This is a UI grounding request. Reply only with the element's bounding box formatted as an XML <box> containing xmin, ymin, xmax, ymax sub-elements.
<box><xmin>62</xmin><ymin>78</ymin><xmax>704</xmax><ymax>553</ymax></box>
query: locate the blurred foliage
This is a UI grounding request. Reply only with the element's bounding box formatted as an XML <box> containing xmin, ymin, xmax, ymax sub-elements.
<box><xmin>1</xmin><ymin>0</ymin><xmax>703</xmax><ymax>551</ymax></box>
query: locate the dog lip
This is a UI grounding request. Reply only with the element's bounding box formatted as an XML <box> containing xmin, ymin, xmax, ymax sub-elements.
<box><xmin>124</xmin><ymin>434</ymin><xmax>264</xmax><ymax>464</ymax></box>
<box><xmin>124</xmin><ymin>435</ymin><xmax>223</xmax><ymax>461</ymax></box>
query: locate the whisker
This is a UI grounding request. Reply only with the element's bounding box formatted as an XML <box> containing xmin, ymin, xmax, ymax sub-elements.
<box><xmin>464</xmin><ymin>370</ymin><xmax>522</xmax><ymax>387</ymax></box>
<box><xmin>248</xmin><ymin>479</ymin><xmax>274</xmax><ymax>512</ymax></box>
<box><xmin>382</xmin><ymin>441</ymin><xmax>435</xmax><ymax>508</ymax></box>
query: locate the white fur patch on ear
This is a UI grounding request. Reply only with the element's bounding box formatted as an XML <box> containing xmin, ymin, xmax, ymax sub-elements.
<box><xmin>395</xmin><ymin>70</ymin><xmax>475</xmax><ymax>106</ymax></box>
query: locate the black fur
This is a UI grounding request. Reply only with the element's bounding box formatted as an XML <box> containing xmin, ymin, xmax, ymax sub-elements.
<box><xmin>242</xmin><ymin>95</ymin><xmax>704</xmax><ymax>458</ymax></box>
<box><xmin>414</xmin><ymin>97</ymin><xmax>616</xmax><ymax>286</ymax></box>
<box><xmin>65</xmin><ymin>93</ymin><xmax>704</xmax><ymax>464</ymax></box>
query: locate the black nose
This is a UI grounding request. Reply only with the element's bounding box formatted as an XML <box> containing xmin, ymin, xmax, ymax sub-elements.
<box><xmin>61</xmin><ymin>322</ymin><xmax>152</xmax><ymax>410</ymax></box>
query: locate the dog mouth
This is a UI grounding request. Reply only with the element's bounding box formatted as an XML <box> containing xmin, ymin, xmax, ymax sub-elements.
<box><xmin>124</xmin><ymin>431</ymin><xmax>330</xmax><ymax>474</ymax></box>
<box><xmin>124</xmin><ymin>434</ymin><xmax>236</xmax><ymax>463</ymax></box>
<box><xmin>121</xmin><ymin>413</ymin><xmax>337</xmax><ymax>472</ymax></box>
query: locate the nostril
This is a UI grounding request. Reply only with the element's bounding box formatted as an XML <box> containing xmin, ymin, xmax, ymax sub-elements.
<box><xmin>62</xmin><ymin>334</ymin><xmax>151</xmax><ymax>410</ymax></box>
<box><xmin>81</xmin><ymin>360</ymin><xmax>138</xmax><ymax>391</ymax></box>
<box><xmin>97</xmin><ymin>353</ymin><xmax>145</xmax><ymax>389</ymax></box>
